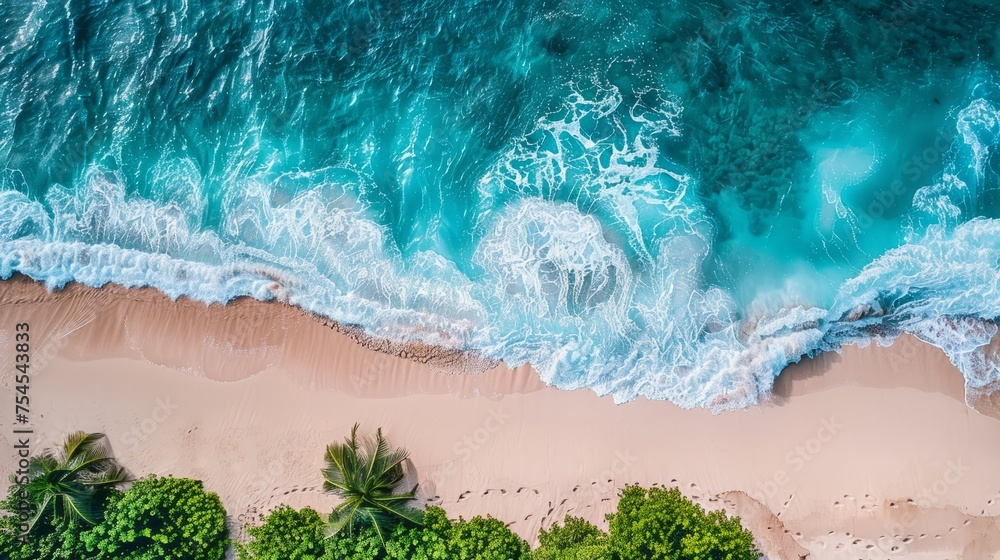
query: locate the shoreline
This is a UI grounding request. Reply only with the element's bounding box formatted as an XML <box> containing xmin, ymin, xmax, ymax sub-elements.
<box><xmin>2</xmin><ymin>277</ymin><xmax>999</xmax><ymax>558</ymax></box>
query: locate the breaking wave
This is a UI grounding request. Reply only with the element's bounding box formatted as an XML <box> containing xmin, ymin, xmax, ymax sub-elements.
<box><xmin>2</xmin><ymin>0</ymin><xmax>1000</xmax><ymax>410</ymax></box>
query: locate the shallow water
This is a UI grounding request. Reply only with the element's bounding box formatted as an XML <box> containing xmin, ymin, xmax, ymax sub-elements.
<box><xmin>2</xmin><ymin>0</ymin><xmax>1000</xmax><ymax>409</ymax></box>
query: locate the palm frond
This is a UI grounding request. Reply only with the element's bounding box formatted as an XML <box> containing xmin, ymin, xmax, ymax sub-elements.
<box><xmin>321</xmin><ymin>424</ymin><xmax>424</xmax><ymax>546</ymax></box>
<box><xmin>59</xmin><ymin>485</ymin><xmax>100</xmax><ymax>525</ymax></box>
<box><xmin>83</xmin><ymin>464</ymin><xmax>132</xmax><ymax>487</ymax></box>
<box><xmin>21</xmin><ymin>431</ymin><xmax>125</xmax><ymax>532</ymax></box>
<box><xmin>23</xmin><ymin>495</ymin><xmax>53</xmax><ymax>535</ymax></box>
<box><xmin>61</xmin><ymin>432</ymin><xmax>105</xmax><ymax>464</ymax></box>
<box><xmin>325</xmin><ymin>498</ymin><xmax>363</xmax><ymax>538</ymax></box>
<box><xmin>364</xmin><ymin>509</ymin><xmax>387</xmax><ymax>547</ymax></box>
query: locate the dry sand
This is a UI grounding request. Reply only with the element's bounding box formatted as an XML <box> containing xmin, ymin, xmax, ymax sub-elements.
<box><xmin>1</xmin><ymin>277</ymin><xmax>999</xmax><ymax>559</ymax></box>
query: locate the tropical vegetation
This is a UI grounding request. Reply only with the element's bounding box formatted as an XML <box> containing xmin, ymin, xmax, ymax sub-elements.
<box><xmin>1</xmin><ymin>428</ymin><xmax>761</xmax><ymax>560</ymax></box>
<box><xmin>321</xmin><ymin>423</ymin><xmax>423</xmax><ymax>545</ymax></box>
<box><xmin>81</xmin><ymin>475</ymin><xmax>228</xmax><ymax>560</ymax></box>
<box><xmin>236</xmin><ymin>504</ymin><xmax>530</xmax><ymax>560</ymax></box>
<box><xmin>0</xmin><ymin>474</ymin><xmax>228</xmax><ymax>560</ymax></box>
<box><xmin>19</xmin><ymin>431</ymin><xmax>131</xmax><ymax>533</ymax></box>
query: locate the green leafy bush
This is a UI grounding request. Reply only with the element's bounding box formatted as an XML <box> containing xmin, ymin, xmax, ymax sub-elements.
<box><xmin>82</xmin><ymin>475</ymin><xmax>229</xmax><ymax>560</ymax></box>
<box><xmin>236</xmin><ymin>505</ymin><xmax>327</xmax><ymax>560</ymax></box>
<box><xmin>532</xmin><ymin>516</ymin><xmax>610</xmax><ymax>560</ymax></box>
<box><xmin>238</xmin><ymin>505</ymin><xmax>529</xmax><ymax>560</ymax></box>
<box><xmin>383</xmin><ymin>506</ymin><xmax>451</xmax><ymax>559</ymax></box>
<box><xmin>448</xmin><ymin>515</ymin><xmax>529</xmax><ymax>560</ymax></box>
<box><xmin>607</xmin><ymin>485</ymin><xmax>759</xmax><ymax>560</ymax></box>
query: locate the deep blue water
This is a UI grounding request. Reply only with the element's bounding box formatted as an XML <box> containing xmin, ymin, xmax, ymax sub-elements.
<box><xmin>2</xmin><ymin>0</ymin><xmax>1000</xmax><ymax>409</ymax></box>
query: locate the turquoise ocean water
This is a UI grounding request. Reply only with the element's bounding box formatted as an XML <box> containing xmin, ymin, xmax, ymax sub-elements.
<box><xmin>2</xmin><ymin>0</ymin><xmax>1000</xmax><ymax>409</ymax></box>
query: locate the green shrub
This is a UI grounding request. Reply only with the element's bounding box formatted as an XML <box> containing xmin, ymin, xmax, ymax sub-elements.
<box><xmin>383</xmin><ymin>506</ymin><xmax>451</xmax><ymax>559</ymax></box>
<box><xmin>82</xmin><ymin>475</ymin><xmax>229</xmax><ymax>560</ymax></box>
<box><xmin>448</xmin><ymin>515</ymin><xmax>529</xmax><ymax>560</ymax></box>
<box><xmin>533</xmin><ymin>516</ymin><xmax>610</xmax><ymax>560</ymax></box>
<box><xmin>236</xmin><ymin>505</ymin><xmax>327</xmax><ymax>560</ymax></box>
<box><xmin>607</xmin><ymin>485</ymin><xmax>759</xmax><ymax>560</ymax></box>
<box><xmin>239</xmin><ymin>504</ymin><xmax>529</xmax><ymax>560</ymax></box>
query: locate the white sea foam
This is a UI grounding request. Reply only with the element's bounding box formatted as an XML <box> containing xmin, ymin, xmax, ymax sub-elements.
<box><xmin>4</xmin><ymin>92</ymin><xmax>1000</xmax><ymax>412</ymax></box>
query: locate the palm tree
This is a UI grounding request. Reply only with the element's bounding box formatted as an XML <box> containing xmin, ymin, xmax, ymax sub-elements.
<box><xmin>321</xmin><ymin>423</ymin><xmax>424</xmax><ymax>545</ymax></box>
<box><xmin>18</xmin><ymin>431</ymin><xmax>131</xmax><ymax>533</ymax></box>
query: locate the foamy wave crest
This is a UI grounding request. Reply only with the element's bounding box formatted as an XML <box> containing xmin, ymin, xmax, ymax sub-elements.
<box><xmin>5</xmin><ymin>86</ymin><xmax>1000</xmax><ymax>413</ymax></box>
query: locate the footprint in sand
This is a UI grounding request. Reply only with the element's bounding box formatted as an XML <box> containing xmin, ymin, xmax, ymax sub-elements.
<box><xmin>964</xmin><ymin>520</ymin><xmax>971</xmax><ymax>526</ymax></box>
<box><xmin>559</xmin><ymin>498</ymin><xmax>567</xmax><ymax>505</ymax></box>
<box><xmin>458</xmin><ymin>491</ymin><xmax>471</xmax><ymax>501</ymax></box>
<box><xmin>516</xmin><ymin>487</ymin><xmax>526</xmax><ymax>494</ymax></box>
<box><xmin>572</xmin><ymin>485</ymin><xmax>580</xmax><ymax>492</ymax></box>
